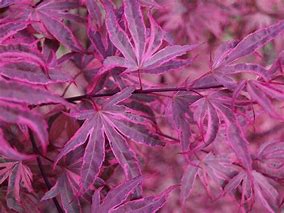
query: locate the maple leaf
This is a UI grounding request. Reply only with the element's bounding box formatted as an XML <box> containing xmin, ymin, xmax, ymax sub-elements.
<box><xmin>0</xmin><ymin>79</ymin><xmax>69</xmax><ymax>106</ymax></box>
<box><xmin>158</xmin><ymin>1</ymin><xmax>228</xmax><ymax>43</ymax></box>
<box><xmin>223</xmin><ymin>169</ymin><xmax>280</xmax><ymax>213</ymax></box>
<box><xmin>0</xmin><ymin>127</ymin><xmax>35</xmax><ymax>211</ymax></box>
<box><xmin>92</xmin><ymin>176</ymin><xmax>142</xmax><ymax>213</ymax></box>
<box><xmin>55</xmin><ymin>87</ymin><xmax>164</xmax><ymax>193</ymax></box>
<box><xmin>192</xmin><ymin>20</ymin><xmax>284</xmax><ymax>90</ymax></box>
<box><xmin>0</xmin><ymin>161</ymin><xmax>34</xmax><ymax>211</ymax></box>
<box><xmin>102</xmin><ymin>0</ymin><xmax>195</xmax><ymax>75</ymax></box>
<box><xmin>0</xmin><ymin>21</ymin><xmax>28</xmax><ymax>44</ymax></box>
<box><xmin>0</xmin><ymin>128</ymin><xmax>34</xmax><ymax>161</ymax></box>
<box><xmin>85</xmin><ymin>0</ymin><xmax>104</xmax><ymax>30</ymax></box>
<box><xmin>269</xmin><ymin>50</ymin><xmax>284</xmax><ymax>76</ymax></box>
<box><xmin>181</xmin><ymin>153</ymin><xmax>235</xmax><ymax>205</ymax></box>
<box><xmin>212</xmin><ymin>20</ymin><xmax>284</xmax><ymax>70</ymax></box>
<box><xmin>0</xmin><ymin>41</ymin><xmax>72</xmax><ymax>85</ymax></box>
<box><xmin>171</xmin><ymin>91</ymin><xmax>201</xmax><ymax>151</ymax></box>
<box><xmin>139</xmin><ymin>0</ymin><xmax>161</xmax><ymax>9</ymax></box>
<box><xmin>32</xmin><ymin>0</ymin><xmax>84</xmax><ymax>52</ymax></box>
<box><xmin>0</xmin><ymin>101</ymin><xmax>48</xmax><ymax>153</ymax></box>
<box><xmin>0</xmin><ymin>2</ymin><xmax>31</xmax><ymax>43</ymax></box>
<box><xmin>0</xmin><ymin>62</ymin><xmax>72</xmax><ymax>86</ymax></box>
<box><xmin>0</xmin><ymin>44</ymin><xmax>47</xmax><ymax>69</ymax></box>
<box><xmin>110</xmin><ymin>186</ymin><xmax>176</xmax><ymax>213</ymax></box>
<box><xmin>0</xmin><ymin>0</ymin><xmax>18</xmax><ymax>8</ymax></box>
<box><xmin>245</xmin><ymin>80</ymin><xmax>284</xmax><ymax>119</ymax></box>
<box><xmin>208</xmin><ymin>91</ymin><xmax>253</xmax><ymax>170</ymax></box>
<box><xmin>172</xmin><ymin>90</ymin><xmax>252</xmax><ymax>170</ymax></box>
<box><xmin>41</xmin><ymin>148</ymin><xmax>84</xmax><ymax>213</ymax></box>
<box><xmin>92</xmin><ymin>176</ymin><xmax>175</xmax><ymax>213</ymax></box>
<box><xmin>255</xmin><ymin>141</ymin><xmax>284</xmax><ymax>179</ymax></box>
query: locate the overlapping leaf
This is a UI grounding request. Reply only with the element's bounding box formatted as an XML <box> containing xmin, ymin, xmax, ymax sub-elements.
<box><xmin>0</xmin><ymin>161</ymin><xmax>34</xmax><ymax>211</ymax></box>
<box><xmin>92</xmin><ymin>176</ymin><xmax>175</xmax><ymax>213</ymax></box>
<box><xmin>192</xmin><ymin>20</ymin><xmax>284</xmax><ymax>90</ymax></box>
<box><xmin>0</xmin><ymin>79</ymin><xmax>68</xmax><ymax>105</ymax></box>
<box><xmin>0</xmin><ymin>62</ymin><xmax>72</xmax><ymax>85</ymax></box>
<box><xmin>0</xmin><ymin>44</ymin><xmax>47</xmax><ymax>70</ymax></box>
<box><xmin>246</xmin><ymin>80</ymin><xmax>284</xmax><ymax>119</ymax></box>
<box><xmin>34</xmin><ymin>0</ymin><xmax>84</xmax><ymax>52</ymax></box>
<box><xmin>111</xmin><ymin>185</ymin><xmax>176</xmax><ymax>213</ymax></box>
<box><xmin>0</xmin><ymin>101</ymin><xmax>48</xmax><ymax>153</ymax></box>
<box><xmin>223</xmin><ymin>169</ymin><xmax>279</xmax><ymax>213</ymax></box>
<box><xmin>255</xmin><ymin>141</ymin><xmax>284</xmax><ymax>178</ymax></box>
<box><xmin>173</xmin><ymin>90</ymin><xmax>252</xmax><ymax>170</ymax></box>
<box><xmin>41</xmin><ymin>149</ymin><xmax>83</xmax><ymax>212</ymax></box>
<box><xmin>0</xmin><ymin>128</ymin><xmax>34</xmax><ymax>161</ymax></box>
<box><xmin>181</xmin><ymin>153</ymin><xmax>235</xmax><ymax>205</ymax></box>
<box><xmin>171</xmin><ymin>91</ymin><xmax>201</xmax><ymax>151</ymax></box>
<box><xmin>0</xmin><ymin>21</ymin><xmax>28</xmax><ymax>43</ymax></box>
<box><xmin>92</xmin><ymin>176</ymin><xmax>142</xmax><ymax>213</ymax></box>
<box><xmin>103</xmin><ymin>0</ymin><xmax>195</xmax><ymax>74</ymax></box>
<box><xmin>55</xmin><ymin>87</ymin><xmax>164</xmax><ymax>193</ymax></box>
<box><xmin>41</xmin><ymin>173</ymin><xmax>81</xmax><ymax>213</ymax></box>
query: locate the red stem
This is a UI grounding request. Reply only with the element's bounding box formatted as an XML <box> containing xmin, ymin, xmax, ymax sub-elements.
<box><xmin>29</xmin><ymin>129</ymin><xmax>64</xmax><ymax>213</ymax></box>
<box><xmin>65</xmin><ymin>85</ymin><xmax>223</xmax><ymax>102</ymax></box>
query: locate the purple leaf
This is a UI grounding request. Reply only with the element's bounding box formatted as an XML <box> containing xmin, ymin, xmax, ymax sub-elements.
<box><xmin>104</xmin><ymin>0</ymin><xmax>136</xmax><ymax>63</ymax></box>
<box><xmin>54</xmin><ymin>118</ymin><xmax>95</xmax><ymax>167</ymax></box>
<box><xmin>103</xmin><ymin>87</ymin><xmax>135</xmax><ymax>109</ymax></box>
<box><xmin>95</xmin><ymin>176</ymin><xmax>142</xmax><ymax>212</ymax></box>
<box><xmin>252</xmin><ymin>81</ymin><xmax>284</xmax><ymax>100</ymax></box>
<box><xmin>103</xmin><ymin>0</ymin><xmax>194</xmax><ymax>75</ymax></box>
<box><xmin>123</xmin><ymin>0</ymin><xmax>146</xmax><ymax>64</ymax></box>
<box><xmin>0</xmin><ymin>129</ymin><xmax>34</xmax><ymax>161</ymax></box>
<box><xmin>212</xmin><ymin>41</ymin><xmax>238</xmax><ymax>69</ymax></box>
<box><xmin>38</xmin><ymin>12</ymin><xmax>83</xmax><ymax>52</ymax></box>
<box><xmin>103</xmin><ymin>56</ymin><xmax>137</xmax><ymax>70</ymax></box>
<box><xmin>0</xmin><ymin>62</ymin><xmax>72</xmax><ymax>85</ymax></box>
<box><xmin>0</xmin><ymin>101</ymin><xmax>48</xmax><ymax>153</ymax></box>
<box><xmin>0</xmin><ymin>44</ymin><xmax>46</xmax><ymax>69</ymax></box>
<box><xmin>247</xmin><ymin>81</ymin><xmax>281</xmax><ymax>118</ymax></box>
<box><xmin>203</xmin><ymin>102</ymin><xmax>219</xmax><ymax>147</ymax></box>
<box><xmin>42</xmin><ymin>173</ymin><xmax>81</xmax><ymax>213</ymax></box>
<box><xmin>139</xmin><ymin>0</ymin><xmax>161</xmax><ymax>8</ymax></box>
<box><xmin>85</xmin><ymin>0</ymin><xmax>103</xmax><ymax>28</ymax></box>
<box><xmin>172</xmin><ymin>92</ymin><xmax>201</xmax><ymax>151</ymax></box>
<box><xmin>223</xmin><ymin>63</ymin><xmax>270</xmax><ymax>81</ymax></box>
<box><xmin>143</xmin><ymin>45</ymin><xmax>196</xmax><ymax>68</ymax></box>
<box><xmin>36</xmin><ymin>0</ymin><xmax>80</xmax><ymax>10</ymax></box>
<box><xmin>103</xmin><ymin>120</ymin><xmax>141</xmax><ymax>180</ymax></box>
<box><xmin>0</xmin><ymin>79</ymin><xmax>68</xmax><ymax>105</ymax></box>
<box><xmin>0</xmin><ymin>0</ymin><xmax>18</xmax><ymax>8</ymax></box>
<box><xmin>256</xmin><ymin>142</ymin><xmax>284</xmax><ymax>178</ymax></box>
<box><xmin>180</xmin><ymin>163</ymin><xmax>198</xmax><ymax>205</ymax></box>
<box><xmin>218</xmin><ymin>20</ymin><xmax>284</xmax><ymax>67</ymax></box>
<box><xmin>142</xmin><ymin>59</ymin><xmax>192</xmax><ymax>74</ymax></box>
<box><xmin>0</xmin><ymin>162</ymin><xmax>33</xmax><ymax>204</ymax></box>
<box><xmin>226</xmin><ymin>124</ymin><xmax>252</xmax><ymax>170</ymax></box>
<box><xmin>112</xmin><ymin>185</ymin><xmax>176</xmax><ymax>213</ymax></box>
<box><xmin>0</xmin><ymin>21</ymin><xmax>27</xmax><ymax>43</ymax></box>
<box><xmin>80</xmin><ymin>117</ymin><xmax>105</xmax><ymax>193</ymax></box>
<box><xmin>144</xmin><ymin>12</ymin><xmax>165</xmax><ymax>58</ymax></box>
<box><xmin>111</xmin><ymin>119</ymin><xmax>164</xmax><ymax>146</ymax></box>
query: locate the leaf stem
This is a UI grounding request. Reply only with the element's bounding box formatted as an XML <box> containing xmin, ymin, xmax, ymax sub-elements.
<box><xmin>65</xmin><ymin>85</ymin><xmax>223</xmax><ymax>102</ymax></box>
<box><xmin>29</xmin><ymin>129</ymin><xmax>64</xmax><ymax>213</ymax></box>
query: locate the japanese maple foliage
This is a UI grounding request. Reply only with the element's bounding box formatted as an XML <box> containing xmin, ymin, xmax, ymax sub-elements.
<box><xmin>0</xmin><ymin>0</ymin><xmax>284</xmax><ymax>212</ymax></box>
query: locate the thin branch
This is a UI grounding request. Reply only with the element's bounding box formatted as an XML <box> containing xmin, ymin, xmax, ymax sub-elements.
<box><xmin>29</xmin><ymin>129</ymin><xmax>64</xmax><ymax>213</ymax></box>
<box><xmin>65</xmin><ymin>85</ymin><xmax>223</xmax><ymax>102</ymax></box>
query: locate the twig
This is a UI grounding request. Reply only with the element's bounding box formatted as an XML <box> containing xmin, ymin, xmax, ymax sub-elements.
<box><xmin>29</xmin><ymin>129</ymin><xmax>64</xmax><ymax>213</ymax></box>
<box><xmin>65</xmin><ymin>85</ymin><xmax>223</xmax><ymax>102</ymax></box>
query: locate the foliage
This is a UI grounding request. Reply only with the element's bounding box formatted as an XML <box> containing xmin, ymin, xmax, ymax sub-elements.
<box><xmin>0</xmin><ymin>0</ymin><xmax>284</xmax><ymax>212</ymax></box>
